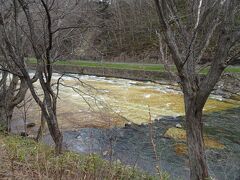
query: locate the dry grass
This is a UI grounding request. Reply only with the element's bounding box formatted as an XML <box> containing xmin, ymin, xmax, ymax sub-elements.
<box><xmin>0</xmin><ymin>133</ymin><xmax>163</xmax><ymax>180</ymax></box>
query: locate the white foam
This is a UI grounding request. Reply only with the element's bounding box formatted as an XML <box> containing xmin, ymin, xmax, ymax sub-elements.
<box><xmin>144</xmin><ymin>94</ymin><xmax>151</xmax><ymax>98</ymax></box>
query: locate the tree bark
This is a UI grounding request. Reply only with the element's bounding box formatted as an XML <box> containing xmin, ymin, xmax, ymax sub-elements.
<box><xmin>0</xmin><ymin>106</ymin><xmax>8</xmax><ymax>130</ymax></box>
<box><xmin>0</xmin><ymin>105</ymin><xmax>14</xmax><ymax>132</ymax></box>
<box><xmin>0</xmin><ymin>75</ymin><xmax>18</xmax><ymax>132</ymax></box>
<box><xmin>36</xmin><ymin>113</ymin><xmax>46</xmax><ymax>141</ymax></box>
<box><xmin>184</xmin><ymin>94</ymin><xmax>209</xmax><ymax>180</ymax></box>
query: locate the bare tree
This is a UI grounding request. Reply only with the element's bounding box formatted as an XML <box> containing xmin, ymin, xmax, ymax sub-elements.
<box><xmin>153</xmin><ymin>0</ymin><xmax>240</xmax><ymax>179</ymax></box>
<box><xmin>0</xmin><ymin>71</ymin><xmax>28</xmax><ymax>132</ymax></box>
<box><xmin>0</xmin><ymin>1</ymin><xmax>29</xmax><ymax>131</ymax></box>
<box><xmin>0</xmin><ymin>0</ymin><xmax>61</xmax><ymax>153</ymax></box>
<box><xmin>0</xmin><ymin>0</ymin><xmax>84</xmax><ymax>153</ymax></box>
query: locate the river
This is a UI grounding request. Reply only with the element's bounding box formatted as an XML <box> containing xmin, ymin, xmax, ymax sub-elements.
<box><xmin>12</xmin><ymin>73</ymin><xmax>240</xmax><ymax>179</ymax></box>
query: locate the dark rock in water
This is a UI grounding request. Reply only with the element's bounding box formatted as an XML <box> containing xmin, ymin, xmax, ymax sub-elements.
<box><xmin>155</xmin><ymin>116</ymin><xmax>182</xmax><ymax>123</ymax></box>
<box><xmin>139</xmin><ymin>122</ymin><xmax>148</xmax><ymax>127</ymax></box>
<box><xmin>27</xmin><ymin>122</ymin><xmax>36</xmax><ymax>128</ymax></box>
<box><xmin>124</xmin><ymin>123</ymin><xmax>132</xmax><ymax>128</ymax></box>
<box><xmin>230</xmin><ymin>94</ymin><xmax>240</xmax><ymax>101</ymax></box>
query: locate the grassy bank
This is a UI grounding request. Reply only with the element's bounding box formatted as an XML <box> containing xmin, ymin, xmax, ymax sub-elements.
<box><xmin>27</xmin><ymin>58</ymin><xmax>167</xmax><ymax>72</ymax></box>
<box><xmin>0</xmin><ymin>133</ymin><xmax>168</xmax><ymax>179</ymax></box>
<box><xmin>27</xmin><ymin>58</ymin><xmax>240</xmax><ymax>73</ymax></box>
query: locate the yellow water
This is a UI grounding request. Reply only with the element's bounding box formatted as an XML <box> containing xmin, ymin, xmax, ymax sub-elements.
<box><xmin>51</xmin><ymin>75</ymin><xmax>238</xmax><ymax>128</ymax></box>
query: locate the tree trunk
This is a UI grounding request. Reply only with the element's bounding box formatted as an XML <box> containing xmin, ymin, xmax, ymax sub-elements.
<box><xmin>0</xmin><ymin>106</ymin><xmax>8</xmax><ymax>130</ymax></box>
<box><xmin>46</xmin><ymin>116</ymin><xmax>63</xmax><ymax>154</ymax></box>
<box><xmin>36</xmin><ymin>113</ymin><xmax>46</xmax><ymax>141</ymax></box>
<box><xmin>54</xmin><ymin>128</ymin><xmax>63</xmax><ymax>154</ymax></box>
<box><xmin>184</xmin><ymin>94</ymin><xmax>209</xmax><ymax>180</ymax></box>
<box><xmin>0</xmin><ymin>105</ymin><xmax>14</xmax><ymax>132</ymax></box>
<box><xmin>38</xmin><ymin>102</ymin><xmax>63</xmax><ymax>154</ymax></box>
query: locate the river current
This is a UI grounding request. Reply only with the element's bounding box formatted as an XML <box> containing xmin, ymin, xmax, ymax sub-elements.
<box><xmin>12</xmin><ymin>73</ymin><xmax>240</xmax><ymax>179</ymax></box>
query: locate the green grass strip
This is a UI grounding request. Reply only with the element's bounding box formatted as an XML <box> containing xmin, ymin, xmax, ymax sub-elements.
<box><xmin>27</xmin><ymin>58</ymin><xmax>240</xmax><ymax>73</ymax></box>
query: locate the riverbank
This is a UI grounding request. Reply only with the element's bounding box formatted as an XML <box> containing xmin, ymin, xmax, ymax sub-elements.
<box><xmin>28</xmin><ymin>63</ymin><xmax>172</xmax><ymax>81</ymax></box>
<box><xmin>27</xmin><ymin>59</ymin><xmax>240</xmax><ymax>82</ymax></box>
<box><xmin>0</xmin><ymin>133</ymin><xmax>161</xmax><ymax>179</ymax></box>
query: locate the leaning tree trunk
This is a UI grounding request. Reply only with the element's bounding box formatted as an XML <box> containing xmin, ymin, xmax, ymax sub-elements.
<box><xmin>36</xmin><ymin>113</ymin><xmax>46</xmax><ymax>141</ymax></box>
<box><xmin>43</xmin><ymin>108</ymin><xmax>63</xmax><ymax>154</ymax></box>
<box><xmin>184</xmin><ymin>94</ymin><xmax>209</xmax><ymax>180</ymax></box>
<box><xmin>43</xmin><ymin>105</ymin><xmax>63</xmax><ymax>154</ymax></box>
<box><xmin>48</xmin><ymin>118</ymin><xmax>63</xmax><ymax>154</ymax></box>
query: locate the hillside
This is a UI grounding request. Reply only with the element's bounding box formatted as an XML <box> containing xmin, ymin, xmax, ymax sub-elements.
<box><xmin>55</xmin><ymin>0</ymin><xmax>160</xmax><ymax>63</ymax></box>
<box><xmin>52</xmin><ymin>0</ymin><xmax>240</xmax><ymax>65</ymax></box>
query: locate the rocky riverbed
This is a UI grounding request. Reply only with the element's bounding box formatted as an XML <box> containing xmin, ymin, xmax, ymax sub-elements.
<box><xmin>43</xmin><ymin>107</ymin><xmax>240</xmax><ymax>180</ymax></box>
